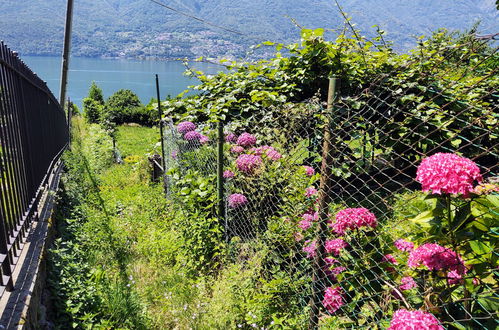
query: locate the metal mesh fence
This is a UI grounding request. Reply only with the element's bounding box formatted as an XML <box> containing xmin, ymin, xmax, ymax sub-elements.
<box><xmin>162</xmin><ymin>39</ymin><xmax>498</xmax><ymax>329</ymax></box>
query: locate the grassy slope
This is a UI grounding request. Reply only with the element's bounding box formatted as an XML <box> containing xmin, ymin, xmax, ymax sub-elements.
<box><xmin>48</xmin><ymin>120</ymin><xmax>185</xmax><ymax>328</ymax></box>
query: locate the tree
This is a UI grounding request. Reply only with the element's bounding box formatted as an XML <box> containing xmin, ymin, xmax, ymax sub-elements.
<box><xmin>105</xmin><ymin>89</ymin><xmax>142</xmax><ymax>124</ymax></box>
<box><xmin>88</xmin><ymin>81</ymin><xmax>104</xmax><ymax>105</ymax></box>
<box><xmin>83</xmin><ymin>97</ymin><xmax>103</xmax><ymax>124</ymax></box>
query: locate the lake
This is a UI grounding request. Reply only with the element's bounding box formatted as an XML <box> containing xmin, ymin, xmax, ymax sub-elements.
<box><xmin>22</xmin><ymin>56</ymin><xmax>222</xmax><ymax>108</ymax></box>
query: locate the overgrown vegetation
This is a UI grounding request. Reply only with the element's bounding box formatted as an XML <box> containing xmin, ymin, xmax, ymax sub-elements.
<box><xmin>50</xmin><ymin>24</ymin><xmax>497</xmax><ymax>329</ymax></box>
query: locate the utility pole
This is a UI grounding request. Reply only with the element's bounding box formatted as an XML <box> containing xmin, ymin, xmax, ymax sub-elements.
<box><xmin>59</xmin><ymin>0</ymin><xmax>74</xmax><ymax>109</ymax></box>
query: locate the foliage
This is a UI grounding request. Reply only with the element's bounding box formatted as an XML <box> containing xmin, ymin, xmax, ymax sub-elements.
<box><xmin>88</xmin><ymin>81</ymin><xmax>105</xmax><ymax>105</ymax></box>
<box><xmin>82</xmin><ymin>97</ymin><xmax>103</xmax><ymax>124</ymax></box>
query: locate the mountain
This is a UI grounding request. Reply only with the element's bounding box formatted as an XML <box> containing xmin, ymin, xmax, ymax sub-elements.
<box><xmin>0</xmin><ymin>0</ymin><xmax>497</xmax><ymax>59</ymax></box>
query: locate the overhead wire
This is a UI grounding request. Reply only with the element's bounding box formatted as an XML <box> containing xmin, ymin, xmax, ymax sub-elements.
<box><xmin>149</xmin><ymin>0</ymin><xmax>246</xmax><ymax>36</ymax></box>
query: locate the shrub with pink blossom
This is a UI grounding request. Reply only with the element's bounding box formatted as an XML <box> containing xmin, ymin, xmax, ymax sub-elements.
<box><xmin>303</xmin><ymin>165</ymin><xmax>315</xmax><ymax>176</ymax></box>
<box><xmin>225</xmin><ymin>132</ymin><xmax>237</xmax><ymax>143</ymax></box>
<box><xmin>325</xmin><ymin>239</ymin><xmax>349</xmax><ymax>256</ymax></box>
<box><xmin>236</xmin><ymin>133</ymin><xmax>257</xmax><ymax>147</ymax></box>
<box><xmin>266</xmin><ymin>148</ymin><xmax>282</xmax><ymax>161</ymax></box>
<box><xmin>177</xmin><ymin>121</ymin><xmax>196</xmax><ymax>134</ymax></box>
<box><xmin>302</xmin><ymin>211</ymin><xmax>318</xmax><ymax>222</ymax></box>
<box><xmin>228</xmin><ymin>193</ymin><xmax>248</xmax><ymax>208</ymax></box>
<box><xmin>408</xmin><ymin>243</ymin><xmax>466</xmax><ymax>274</ymax></box>
<box><xmin>303</xmin><ymin>240</ymin><xmax>317</xmax><ymax>259</ymax></box>
<box><xmin>298</xmin><ymin>219</ymin><xmax>312</xmax><ymax>230</ymax></box>
<box><xmin>394</xmin><ymin>239</ymin><xmax>414</xmax><ymax>252</ymax></box>
<box><xmin>388</xmin><ymin>309</ymin><xmax>443</xmax><ymax>330</ymax></box>
<box><xmin>322</xmin><ymin>286</ymin><xmax>344</xmax><ymax>314</ymax></box>
<box><xmin>305</xmin><ymin>186</ymin><xmax>318</xmax><ymax>197</ymax></box>
<box><xmin>416</xmin><ymin>153</ymin><xmax>482</xmax><ymax>196</ymax></box>
<box><xmin>230</xmin><ymin>145</ymin><xmax>245</xmax><ymax>153</ymax></box>
<box><xmin>184</xmin><ymin>130</ymin><xmax>202</xmax><ymax>141</ymax></box>
<box><xmin>382</xmin><ymin>254</ymin><xmax>398</xmax><ymax>265</ymax></box>
<box><xmin>399</xmin><ymin>277</ymin><xmax>417</xmax><ymax>291</ymax></box>
<box><xmin>223</xmin><ymin>170</ymin><xmax>235</xmax><ymax>178</ymax></box>
<box><xmin>199</xmin><ymin>134</ymin><xmax>210</xmax><ymax>144</ymax></box>
<box><xmin>235</xmin><ymin>154</ymin><xmax>262</xmax><ymax>174</ymax></box>
<box><xmin>331</xmin><ymin>208</ymin><xmax>377</xmax><ymax>235</ymax></box>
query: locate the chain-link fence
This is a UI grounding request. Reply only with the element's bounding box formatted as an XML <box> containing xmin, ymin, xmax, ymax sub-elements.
<box><xmin>161</xmin><ymin>37</ymin><xmax>498</xmax><ymax>329</ymax></box>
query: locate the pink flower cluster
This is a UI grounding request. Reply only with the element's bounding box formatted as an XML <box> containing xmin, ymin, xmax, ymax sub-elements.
<box><xmin>235</xmin><ymin>154</ymin><xmax>262</xmax><ymax>174</ymax></box>
<box><xmin>322</xmin><ymin>286</ymin><xmax>344</xmax><ymax>314</ymax></box>
<box><xmin>230</xmin><ymin>145</ymin><xmax>245</xmax><ymax>153</ymax></box>
<box><xmin>399</xmin><ymin>277</ymin><xmax>417</xmax><ymax>291</ymax></box>
<box><xmin>298</xmin><ymin>219</ymin><xmax>312</xmax><ymax>230</ymax></box>
<box><xmin>382</xmin><ymin>254</ymin><xmax>398</xmax><ymax>265</ymax></box>
<box><xmin>416</xmin><ymin>153</ymin><xmax>482</xmax><ymax>196</ymax></box>
<box><xmin>177</xmin><ymin>121</ymin><xmax>196</xmax><ymax>134</ymax></box>
<box><xmin>236</xmin><ymin>133</ymin><xmax>257</xmax><ymax>147</ymax></box>
<box><xmin>332</xmin><ymin>208</ymin><xmax>377</xmax><ymax>235</ymax></box>
<box><xmin>223</xmin><ymin>170</ymin><xmax>235</xmax><ymax>178</ymax></box>
<box><xmin>225</xmin><ymin>132</ymin><xmax>237</xmax><ymax>143</ymax></box>
<box><xmin>394</xmin><ymin>239</ymin><xmax>414</xmax><ymax>252</ymax></box>
<box><xmin>305</xmin><ymin>186</ymin><xmax>318</xmax><ymax>197</ymax></box>
<box><xmin>303</xmin><ymin>240</ymin><xmax>317</xmax><ymax>258</ymax></box>
<box><xmin>250</xmin><ymin>145</ymin><xmax>282</xmax><ymax>161</ymax></box>
<box><xmin>228</xmin><ymin>193</ymin><xmax>248</xmax><ymax>208</ymax></box>
<box><xmin>303</xmin><ymin>165</ymin><xmax>315</xmax><ymax>176</ymax></box>
<box><xmin>408</xmin><ymin>243</ymin><xmax>466</xmax><ymax>275</ymax></box>
<box><xmin>388</xmin><ymin>309</ymin><xmax>443</xmax><ymax>330</ymax></box>
<box><xmin>184</xmin><ymin>130</ymin><xmax>202</xmax><ymax>141</ymax></box>
<box><xmin>325</xmin><ymin>239</ymin><xmax>349</xmax><ymax>256</ymax></box>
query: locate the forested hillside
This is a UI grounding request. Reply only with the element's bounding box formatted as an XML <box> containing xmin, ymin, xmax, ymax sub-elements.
<box><xmin>0</xmin><ymin>0</ymin><xmax>497</xmax><ymax>59</ymax></box>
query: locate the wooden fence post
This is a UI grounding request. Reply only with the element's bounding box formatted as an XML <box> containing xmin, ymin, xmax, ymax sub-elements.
<box><xmin>309</xmin><ymin>76</ymin><xmax>339</xmax><ymax>329</ymax></box>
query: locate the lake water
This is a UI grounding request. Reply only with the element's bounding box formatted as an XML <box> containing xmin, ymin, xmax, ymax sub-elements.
<box><xmin>22</xmin><ymin>56</ymin><xmax>222</xmax><ymax>108</ymax></box>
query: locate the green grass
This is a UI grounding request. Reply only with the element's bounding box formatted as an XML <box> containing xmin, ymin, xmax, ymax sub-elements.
<box><xmin>116</xmin><ymin>125</ymin><xmax>160</xmax><ymax>157</ymax></box>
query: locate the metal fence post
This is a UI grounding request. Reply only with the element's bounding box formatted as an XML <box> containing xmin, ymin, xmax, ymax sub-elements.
<box><xmin>155</xmin><ymin>74</ymin><xmax>167</xmax><ymax>195</ymax></box>
<box><xmin>216</xmin><ymin>121</ymin><xmax>226</xmax><ymax>240</ymax></box>
<box><xmin>309</xmin><ymin>76</ymin><xmax>339</xmax><ymax>329</ymax></box>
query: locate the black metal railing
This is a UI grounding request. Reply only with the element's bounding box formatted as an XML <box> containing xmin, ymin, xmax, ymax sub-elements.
<box><xmin>0</xmin><ymin>41</ymin><xmax>69</xmax><ymax>296</ymax></box>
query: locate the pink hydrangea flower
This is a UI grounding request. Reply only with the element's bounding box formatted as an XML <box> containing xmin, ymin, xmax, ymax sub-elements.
<box><xmin>236</xmin><ymin>133</ymin><xmax>257</xmax><ymax>147</ymax></box>
<box><xmin>416</xmin><ymin>153</ymin><xmax>482</xmax><ymax>196</ymax></box>
<box><xmin>394</xmin><ymin>239</ymin><xmax>415</xmax><ymax>252</ymax></box>
<box><xmin>184</xmin><ymin>130</ymin><xmax>202</xmax><ymax>141</ymax></box>
<box><xmin>325</xmin><ymin>239</ymin><xmax>349</xmax><ymax>256</ymax></box>
<box><xmin>331</xmin><ymin>266</ymin><xmax>346</xmax><ymax>275</ymax></box>
<box><xmin>303</xmin><ymin>240</ymin><xmax>317</xmax><ymax>259</ymax></box>
<box><xmin>302</xmin><ymin>211</ymin><xmax>319</xmax><ymax>222</ymax></box>
<box><xmin>447</xmin><ymin>270</ymin><xmax>464</xmax><ymax>285</ymax></box>
<box><xmin>400</xmin><ymin>277</ymin><xmax>417</xmax><ymax>291</ymax></box>
<box><xmin>266</xmin><ymin>148</ymin><xmax>282</xmax><ymax>161</ymax></box>
<box><xmin>177</xmin><ymin>121</ymin><xmax>196</xmax><ymax>134</ymax></box>
<box><xmin>228</xmin><ymin>193</ymin><xmax>248</xmax><ymax>208</ymax></box>
<box><xmin>225</xmin><ymin>132</ymin><xmax>237</xmax><ymax>143</ymax></box>
<box><xmin>388</xmin><ymin>309</ymin><xmax>443</xmax><ymax>330</ymax></box>
<box><xmin>230</xmin><ymin>145</ymin><xmax>245</xmax><ymax>153</ymax></box>
<box><xmin>322</xmin><ymin>286</ymin><xmax>344</xmax><ymax>314</ymax></box>
<box><xmin>298</xmin><ymin>220</ymin><xmax>312</xmax><ymax>230</ymax></box>
<box><xmin>408</xmin><ymin>243</ymin><xmax>466</xmax><ymax>274</ymax></box>
<box><xmin>250</xmin><ymin>145</ymin><xmax>272</xmax><ymax>156</ymax></box>
<box><xmin>303</xmin><ymin>166</ymin><xmax>315</xmax><ymax>176</ymax></box>
<box><xmin>332</xmin><ymin>208</ymin><xmax>377</xmax><ymax>235</ymax></box>
<box><xmin>382</xmin><ymin>254</ymin><xmax>398</xmax><ymax>265</ymax></box>
<box><xmin>235</xmin><ymin>154</ymin><xmax>262</xmax><ymax>174</ymax></box>
<box><xmin>199</xmin><ymin>134</ymin><xmax>210</xmax><ymax>144</ymax></box>
<box><xmin>223</xmin><ymin>170</ymin><xmax>235</xmax><ymax>178</ymax></box>
<box><xmin>305</xmin><ymin>186</ymin><xmax>318</xmax><ymax>197</ymax></box>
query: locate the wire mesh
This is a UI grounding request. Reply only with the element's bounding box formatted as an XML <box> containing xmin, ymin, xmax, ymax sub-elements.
<box><xmin>162</xmin><ymin>38</ymin><xmax>498</xmax><ymax>329</ymax></box>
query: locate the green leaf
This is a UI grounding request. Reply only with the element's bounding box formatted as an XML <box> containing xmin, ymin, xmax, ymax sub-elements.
<box><xmin>410</xmin><ymin>210</ymin><xmax>434</xmax><ymax>227</ymax></box>
<box><xmin>469</xmin><ymin>240</ymin><xmax>492</xmax><ymax>256</ymax></box>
